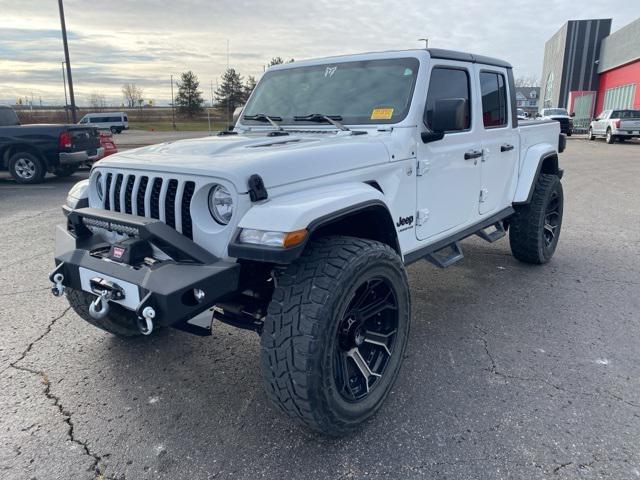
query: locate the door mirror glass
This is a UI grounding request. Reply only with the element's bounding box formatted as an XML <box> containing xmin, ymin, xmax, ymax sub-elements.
<box><xmin>570</xmin><ymin>112</ymin><xmax>576</xmax><ymax>117</ymax></box>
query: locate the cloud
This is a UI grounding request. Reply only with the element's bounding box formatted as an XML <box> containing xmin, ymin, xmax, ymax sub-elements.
<box><xmin>0</xmin><ymin>1</ymin><xmax>638</xmax><ymax>105</ymax></box>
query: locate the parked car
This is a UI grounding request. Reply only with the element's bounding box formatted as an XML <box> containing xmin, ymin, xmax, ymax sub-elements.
<box><xmin>52</xmin><ymin>48</ymin><xmax>566</xmax><ymax>435</ymax></box>
<box><xmin>539</xmin><ymin>108</ymin><xmax>573</xmax><ymax>136</ymax></box>
<box><xmin>0</xmin><ymin>105</ymin><xmax>103</xmax><ymax>184</ymax></box>
<box><xmin>517</xmin><ymin>108</ymin><xmax>529</xmax><ymax>120</ymax></box>
<box><xmin>588</xmin><ymin>109</ymin><xmax>640</xmax><ymax>144</ymax></box>
<box><xmin>78</xmin><ymin>112</ymin><xmax>128</xmax><ymax>134</ymax></box>
<box><xmin>98</xmin><ymin>132</ymin><xmax>118</xmax><ymax>158</ymax></box>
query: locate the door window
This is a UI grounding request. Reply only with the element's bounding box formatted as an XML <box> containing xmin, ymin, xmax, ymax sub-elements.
<box><xmin>480</xmin><ymin>72</ymin><xmax>508</xmax><ymax>128</ymax></box>
<box><xmin>424</xmin><ymin>67</ymin><xmax>471</xmax><ymax>131</ymax></box>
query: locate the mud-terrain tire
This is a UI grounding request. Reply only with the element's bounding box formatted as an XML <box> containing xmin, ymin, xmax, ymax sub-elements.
<box><xmin>8</xmin><ymin>151</ymin><xmax>46</xmax><ymax>184</ymax></box>
<box><xmin>509</xmin><ymin>174</ymin><xmax>563</xmax><ymax>264</ymax></box>
<box><xmin>66</xmin><ymin>288</ymin><xmax>153</xmax><ymax>337</ymax></box>
<box><xmin>53</xmin><ymin>164</ymin><xmax>79</xmax><ymax>177</ymax></box>
<box><xmin>260</xmin><ymin>236</ymin><xmax>411</xmax><ymax>435</ymax></box>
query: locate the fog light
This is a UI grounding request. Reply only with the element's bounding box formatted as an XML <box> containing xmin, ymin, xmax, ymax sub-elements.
<box><xmin>193</xmin><ymin>289</ymin><xmax>206</xmax><ymax>303</ymax></box>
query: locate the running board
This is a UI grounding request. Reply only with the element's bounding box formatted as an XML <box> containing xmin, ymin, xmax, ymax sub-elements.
<box><xmin>475</xmin><ymin>221</ymin><xmax>506</xmax><ymax>243</ymax></box>
<box><xmin>424</xmin><ymin>241</ymin><xmax>464</xmax><ymax>269</ymax></box>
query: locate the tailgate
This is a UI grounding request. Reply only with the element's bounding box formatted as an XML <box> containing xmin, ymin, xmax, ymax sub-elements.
<box><xmin>67</xmin><ymin>126</ymin><xmax>100</xmax><ymax>151</ymax></box>
<box><xmin>621</xmin><ymin>119</ymin><xmax>640</xmax><ymax>130</ymax></box>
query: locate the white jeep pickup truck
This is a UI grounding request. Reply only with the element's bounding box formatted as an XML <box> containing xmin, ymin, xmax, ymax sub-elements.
<box><xmin>51</xmin><ymin>48</ymin><xmax>566</xmax><ymax>435</ymax></box>
<box><xmin>588</xmin><ymin>108</ymin><xmax>640</xmax><ymax>143</ymax></box>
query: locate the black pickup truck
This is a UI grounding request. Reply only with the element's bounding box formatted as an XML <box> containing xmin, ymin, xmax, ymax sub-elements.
<box><xmin>0</xmin><ymin>106</ymin><xmax>103</xmax><ymax>184</ymax></box>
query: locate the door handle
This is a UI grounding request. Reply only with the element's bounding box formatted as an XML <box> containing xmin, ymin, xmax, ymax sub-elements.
<box><xmin>500</xmin><ymin>144</ymin><xmax>514</xmax><ymax>152</ymax></box>
<box><xmin>464</xmin><ymin>150</ymin><xmax>483</xmax><ymax>160</ymax></box>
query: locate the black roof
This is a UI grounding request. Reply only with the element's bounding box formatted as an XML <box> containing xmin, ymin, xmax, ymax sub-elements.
<box><xmin>427</xmin><ymin>48</ymin><xmax>512</xmax><ymax>69</ymax></box>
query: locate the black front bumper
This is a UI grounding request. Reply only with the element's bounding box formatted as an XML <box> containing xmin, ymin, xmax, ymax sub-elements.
<box><xmin>53</xmin><ymin>208</ymin><xmax>240</xmax><ymax>328</ymax></box>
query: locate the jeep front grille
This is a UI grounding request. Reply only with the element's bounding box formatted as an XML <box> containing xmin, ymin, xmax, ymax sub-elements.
<box><xmin>102</xmin><ymin>173</ymin><xmax>196</xmax><ymax>239</ymax></box>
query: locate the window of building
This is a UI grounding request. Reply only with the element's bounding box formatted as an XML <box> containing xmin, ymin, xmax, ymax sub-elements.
<box><xmin>480</xmin><ymin>71</ymin><xmax>508</xmax><ymax>127</ymax></box>
<box><xmin>543</xmin><ymin>72</ymin><xmax>554</xmax><ymax>108</ymax></box>
<box><xmin>424</xmin><ymin>67</ymin><xmax>471</xmax><ymax>131</ymax></box>
<box><xmin>603</xmin><ymin>84</ymin><xmax>636</xmax><ymax>111</ymax></box>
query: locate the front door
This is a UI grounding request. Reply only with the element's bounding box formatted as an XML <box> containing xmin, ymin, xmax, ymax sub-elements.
<box><xmin>477</xmin><ymin>67</ymin><xmax>519</xmax><ymax>215</ymax></box>
<box><xmin>416</xmin><ymin>62</ymin><xmax>482</xmax><ymax>241</ymax></box>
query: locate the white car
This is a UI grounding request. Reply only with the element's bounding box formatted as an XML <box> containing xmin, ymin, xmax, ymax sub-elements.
<box><xmin>589</xmin><ymin>109</ymin><xmax>640</xmax><ymax>144</ymax></box>
<box><xmin>52</xmin><ymin>48</ymin><xmax>566</xmax><ymax>435</ymax></box>
<box><xmin>517</xmin><ymin>108</ymin><xmax>529</xmax><ymax>120</ymax></box>
<box><xmin>78</xmin><ymin>112</ymin><xmax>129</xmax><ymax>134</ymax></box>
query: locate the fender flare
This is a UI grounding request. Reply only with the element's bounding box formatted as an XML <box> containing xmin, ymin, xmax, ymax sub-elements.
<box><xmin>513</xmin><ymin>145</ymin><xmax>560</xmax><ymax>205</ymax></box>
<box><xmin>228</xmin><ymin>182</ymin><xmax>397</xmax><ymax>263</ymax></box>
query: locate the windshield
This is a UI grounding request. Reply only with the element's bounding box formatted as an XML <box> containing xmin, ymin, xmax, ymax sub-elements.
<box><xmin>544</xmin><ymin>108</ymin><xmax>568</xmax><ymax>116</ymax></box>
<box><xmin>611</xmin><ymin>110</ymin><xmax>640</xmax><ymax>119</ymax></box>
<box><xmin>242</xmin><ymin>58</ymin><xmax>419</xmax><ymax>125</ymax></box>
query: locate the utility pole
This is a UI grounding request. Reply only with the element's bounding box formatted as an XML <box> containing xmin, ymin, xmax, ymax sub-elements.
<box><xmin>61</xmin><ymin>61</ymin><xmax>69</xmax><ymax>123</ymax></box>
<box><xmin>418</xmin><ymin>38</ymin><xmax>429</xmax><ymax>48</ymax></box>
<box><xmin>58</xmin><ymin>0</ymin><xmax>77</xmax><ymax>122</ymax></box>
<box><xmin>170</xmin><ymin>74</ymin><xmax>176</xmax><ymax>130</ymax></box>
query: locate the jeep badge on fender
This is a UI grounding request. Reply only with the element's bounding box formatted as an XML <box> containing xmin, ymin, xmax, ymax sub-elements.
<box><xmin>51</xmin><ymin>48</ymin><xmax>565</xmax><ymax>436</ymax></box>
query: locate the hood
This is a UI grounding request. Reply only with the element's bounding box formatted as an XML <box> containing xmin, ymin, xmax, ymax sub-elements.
<box><xmin>96</xmin><ymin>131</ymin><xmax>391</xmax><ymax>193</ymax></box>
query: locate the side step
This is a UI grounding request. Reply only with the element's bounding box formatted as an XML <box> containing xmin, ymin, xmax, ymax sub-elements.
<box><xmin>424</xmin><ymin>241</ymin><xmax>464</xmax><ymax>269</ymax></box>
<box><xmin>475</xmin><ymin>221</ymin><xmax>506</xmax><ymax>243</ymax></box>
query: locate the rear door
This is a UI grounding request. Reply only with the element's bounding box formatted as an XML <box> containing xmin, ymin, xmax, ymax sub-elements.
<box><xmin>593</xmin><ymin>110</ymin><xmax>609</xmax><ymax>134</ymax></box>
<box><xmin>476</xmin><ymin>67</ymin><xmax>518</xmax><ymax>215</ymax></box>
<box><xmin>415</xmin><ymin>61</ymin><xmax>482</xmax><ymax>241</ymax></box>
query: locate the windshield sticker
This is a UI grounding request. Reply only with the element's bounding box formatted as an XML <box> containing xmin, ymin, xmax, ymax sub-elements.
<box><xmin>403</xmin><ymin>68</ymin><xmax>413</xmax><ymax>76</ymax></box>
<box><xmin>325</xmin><ymin>66</ymin><xmax>337</xmax><ymax>78</ymax></box>
<box><xmin>371</xmin><ymin>108</ymin><xmax>394</xmax><ymax>120</ymax></box>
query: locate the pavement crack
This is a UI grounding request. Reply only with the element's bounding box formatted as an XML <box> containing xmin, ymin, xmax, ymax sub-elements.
<box><xmin>553</xmin><ymin>461</ymin><xmax>573</xmax><ymax>474</ymax></box>
<box><xmin>603</xmin><ymin>389</ymin><xmax>640</xmax><ymax>409</ymax></box>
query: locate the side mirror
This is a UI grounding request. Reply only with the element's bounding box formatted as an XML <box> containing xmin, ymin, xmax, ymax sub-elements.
<box><xmin>422</xmin><ymin>98</ymin><xmax>467</xmax><ymax>144</ymax></box>
<box><xmin>570</xmin><ymin>112</ymin><xmax>576</xmax><ymax>117</ymax></box>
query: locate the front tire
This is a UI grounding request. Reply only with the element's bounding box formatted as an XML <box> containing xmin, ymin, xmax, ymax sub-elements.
<box><xmin>260</xmin><ymin>236</ymin><xmax>411</xmax><ymax>435</ymax></box>
<box><xmin>588</xmin><ymin>127</ymin><xmax>595</xmax><ymax>140</ymax></box>
<box><xmin>110</xmin><ymin>126</ymin><xmax>118</xmax><ymax>134</ymax></box>
<box><xmin>8</xmin><ymin>151</ymin><xmax>46</xmax><ymax>184</ymax></box>
<box><xmin>66</xmin><ymin>288</ymin><xmax>154</xmax><ymax>337</ymax></box>
<box><xmin>509</xmin><ymin>174</ymin><xmax>563</xmax><ymax>264</ymax></box>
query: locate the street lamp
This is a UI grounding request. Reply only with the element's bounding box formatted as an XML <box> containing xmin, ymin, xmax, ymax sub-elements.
<box><xmin>418</xmin><ymin>38</ymin><xmax>429</xmax><ymax>48</ymax></box>
<box><xmin>58</xmin><ymin>0</ymin><xmax>77</xmax><ymax>122</ymax></box>
<box><xmin>170</xmin><ymin>75</ymin><xmax>176</xmax><ymax>130</ymax></box>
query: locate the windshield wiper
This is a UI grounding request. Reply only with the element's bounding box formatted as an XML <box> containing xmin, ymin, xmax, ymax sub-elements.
<box><xmin>293</xmin><ymin>114</ymin><xmax>350</xmax><ymax>131</ymax></box>
<box><xmin>243</xmin><ymin>113</ymin><xmax>285</xmax><ymax>132</ymax></box>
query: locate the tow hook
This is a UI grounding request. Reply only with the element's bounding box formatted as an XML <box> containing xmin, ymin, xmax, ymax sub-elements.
<box><xmin>51</xmin><ymin>273</ymin><xmax>65</xmax><ymax>297</ymax></box>
<box><xmin>137</xmin><ymin>306</ymin><xmax>155</xmax><ymax>336</ymax></box>
<box><xmin>89</xmin><ymin>290</ymin><xmax>112</xmax><ymax>320</ymax></box>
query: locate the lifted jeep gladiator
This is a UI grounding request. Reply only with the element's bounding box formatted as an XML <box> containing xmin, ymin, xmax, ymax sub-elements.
<box><xmin>51</xmin><ymin>49</ymin><xmax>566</xmax><ymax>435</ymax></box>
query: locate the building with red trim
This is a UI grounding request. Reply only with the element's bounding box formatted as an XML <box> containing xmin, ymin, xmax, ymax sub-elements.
<box><xmin>541</xmin><ymin>17</ymin><xmax>639</xmax><ymax>131</ymax></box>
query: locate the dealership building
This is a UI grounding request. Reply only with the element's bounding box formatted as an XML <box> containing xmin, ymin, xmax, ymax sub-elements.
<box><xmin>540</xmin><ymin>17</ymin><xmax>640</xmax><ymax>130</ymax></box>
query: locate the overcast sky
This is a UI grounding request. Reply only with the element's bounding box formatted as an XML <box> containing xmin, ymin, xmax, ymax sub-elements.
<box><xmin>1</xmin><ymin>1</ymin><xmax>639</xmax><ymax>106</ymax></box>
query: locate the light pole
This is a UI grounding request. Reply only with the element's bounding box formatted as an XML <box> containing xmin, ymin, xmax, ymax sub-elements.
<box><xmin>170</xmin><ymin>75</ymin><xmax>176</xmax><ymax>130</ymax></box>
<box><xmin>58</xmin><ymin>0</ymin><xmax>77</xmax><ymax>122</ymax></box>
<box><xmin>418</xmin><ymin>38</ymin><xmax>429</xmax><ymax>48</ymax></box>
<box><xmin>61</xmin><ymin>61</ymin><xmax>69</xmax><ymax>123</ymax></box>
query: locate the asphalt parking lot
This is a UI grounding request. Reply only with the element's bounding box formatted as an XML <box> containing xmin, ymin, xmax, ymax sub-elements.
<box><xmin>0</xmin><ymin>137</ymin><xmax>639</xmax><ymax>480</ymax></box>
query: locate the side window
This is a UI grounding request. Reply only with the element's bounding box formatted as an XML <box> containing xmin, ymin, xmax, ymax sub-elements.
<box><xmin>480</xmin><ymin>72</ymin><xmax>508</xmax><ymax>127</ymax></box>
<box><xmin>424</xmin><ymin>67</ymin><xmax>471</xmax><ymax>132</ymax></box>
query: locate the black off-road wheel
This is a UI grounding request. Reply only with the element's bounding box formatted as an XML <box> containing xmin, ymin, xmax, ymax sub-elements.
<box><xmin>53</xmin><ymin>164</ymin><xmax>79</xmax><ymax>177</ymax></box>
<box><xmin>260</xmin><ymin>236</ymin><xmax>411</xmax><ymax>436</ymax></box>
<box><xmin>8</xmin><ymin>151</ymin><xmax>46</xmax><ymax>184</ymax></box>
<box><xmin>509</xmin><ymin>174</ymin><xmax>563</xmax><ymax>264</ymax></box>
<box><xmin>66</xmin><ymin>288</ymin><xmax>154</xmax><ymax>337</ymax></box>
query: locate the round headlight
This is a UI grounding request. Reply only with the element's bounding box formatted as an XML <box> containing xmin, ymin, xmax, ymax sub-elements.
<box><xmin>208</xmin><ymin>184</ymin><xmax>233</xmax><ymax>225</ymax></box>
<box><xmin>95</xmin><ymin>172</ymin><xmax>103</xmax><ymax>201</ymax></box>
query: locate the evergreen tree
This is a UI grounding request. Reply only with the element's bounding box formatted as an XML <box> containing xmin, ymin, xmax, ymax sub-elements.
<box><xmin>215</xmin><ymin>68</ymin><xmax>245</xmax><ymax>116</ymax></box>
<box><xmin>243</xmin><ymin>75</ymin><xmax>257</xmax><ymax>101</ymax></box>
<box><xmin>268</xmin><ymin>57</ymin><xmax>284</xmax><ymax>67</ymax></box>
<box><xmin>175</xmin><ymin>71</ymin><xmax>204</xmax><ymax>118</ymax></box>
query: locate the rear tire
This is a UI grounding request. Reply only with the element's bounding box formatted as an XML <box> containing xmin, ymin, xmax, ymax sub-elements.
<box><xmin>8</xmin><ymin>151</ymin><xmax>46</xmax><ymax>184</ymax></box>
<box><xmin>509</xmin><ymin>174</ymin><xmax>563</xmax><ymax>264</ymax></box>
<box><xmin>110</xmin><ymin>126</ymin><xmax>118</xmax><ymax>134</ymax></box>
<box><xmin>66</xmin><ymin>288</ymin><xmax>153</xmax><ymax>337</ymax></box>
<box><xmin>606</xmin><ymin>128</ymin><xmax>615</xmax><ymax>144</ymax></box>
<box><xmin>588</xmin><ymin>127</ymin><xmax>595</xmax><ymax>140</ymax></box>
<box><xmin>260</xmin><ymin>236</ymin><xmax>411</xmax><ymax>435</ymax></box>
<box><xmin>53</xmin><ymin>164</ymin><xmax>79</xmax><ymax>177</ymax></box>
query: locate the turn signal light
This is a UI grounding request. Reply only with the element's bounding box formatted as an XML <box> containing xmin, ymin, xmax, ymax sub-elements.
<box><xmin>283</xmin><ymin>229</ymin><xmax>308</xmax><ymax>248</ymax></box>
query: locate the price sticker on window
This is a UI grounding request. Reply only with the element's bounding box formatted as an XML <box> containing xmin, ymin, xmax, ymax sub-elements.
<box><xmin>371</xmin><ymin>108</ymin><xmax>394</xmax><ymax>120</ymax></box>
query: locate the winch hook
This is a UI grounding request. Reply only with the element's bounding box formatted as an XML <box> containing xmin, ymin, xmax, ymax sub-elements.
<box><xmin>88</xmin><ymin>291</ymin><xmax>111</xmax><ymax>320</ymax></box>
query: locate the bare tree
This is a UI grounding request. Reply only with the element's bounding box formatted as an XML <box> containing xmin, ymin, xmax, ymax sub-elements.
<box><xmin>122</xmin><ymin>83</ymin><xmax>143</xmax><ymax>108</ymax></box>
<box><xmin>88</xmin><ymin>92</ymin><xmax>106</xmax><ymax>111</ymax></box>
<box><xmin>515</xmin><ymin>75</ymin><xmax>539</xmax><ymax>87</ymax></box>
